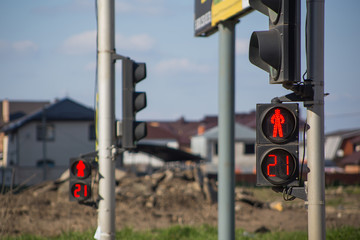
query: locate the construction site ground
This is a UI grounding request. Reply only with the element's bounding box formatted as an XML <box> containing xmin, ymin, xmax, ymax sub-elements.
<box><xmin>1</xmin><ymin>168</ymin><xmax>359</xmax><ymax>237</ymax></box>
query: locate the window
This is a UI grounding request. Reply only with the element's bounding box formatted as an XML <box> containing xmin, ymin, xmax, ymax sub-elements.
<box><xmin>89</xmin><ymin>123</ymin><xmax>96</xmax><ymax>141</ymax></box>
<box><xmin>213</xmin><ymin>142</ymin><xmax>218</xmax><ymax>155</ymax></box>
<box><xmin>36</xmin><ymin>159</ymin><xmax>55</xmax><ymax>168</ymax></box>
<box><xmin>244</xmin><ymin>143</ymin><xmax>255</xmax><ymax>155</ymax></box>
<box><xmin>36</xmin><ymin>124</ymin><xmax>55</xmax><ymax>141</ymax></box>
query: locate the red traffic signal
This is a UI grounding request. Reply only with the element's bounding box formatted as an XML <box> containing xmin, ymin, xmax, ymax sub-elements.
<box><xmin>69</xmin><ymin>158</ymin><xmax>92</xmax><ymax>201</ymax></box>
<box><xmin>70</xmin><ymin>159</ymin><xmax>91</xmax><ymax>179</ymax></box>
<box><xmin>261</xmin><ymin>106</ymin><xmax>297</xmax><ymax>143</ymax></box>
<box><xmin>256</xmin><ymin>103</ymin><xmax>299</xmax><ymax>187</ymax></box>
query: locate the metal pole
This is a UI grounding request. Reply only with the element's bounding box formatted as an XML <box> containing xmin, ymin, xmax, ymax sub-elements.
<box><xmin>97</xmin><ymin>0</ymin><xmax>116</xmax><ymax>239</ymax></box>
<box><xmin>42</xmin><ymin>107</ymin><xmax>47</xmax><ymax>181</ymax></box>
<box><xmin>218</xmin><ymin>20</ymin><xmax>236</xmax><ymax>240</ymax></box>
<box><xmin>306</xmin><ymin>0</ymin><xmax>326</xmax><ymax>239</ymax></box>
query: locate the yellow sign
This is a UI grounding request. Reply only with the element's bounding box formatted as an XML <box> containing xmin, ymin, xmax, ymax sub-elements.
<box><xmin>194</xmin><ymin>0</ymin><xmax>251</xmax><ymax>37</ymax></box>
<box><xmin>211</xmin><ymin>0</ymin><xmax>244</xmax><ymax>26</ymax></box>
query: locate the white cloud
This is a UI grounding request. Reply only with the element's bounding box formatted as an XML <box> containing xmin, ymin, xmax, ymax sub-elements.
<box><xmin>236</xmin><ymin>38</ymin><xmax>249</xmax><ymax>55</ymax></box>
<box><xmin>61</xmin><ymin>31</ymin><xmax>155</xmax><ymax>55</ymax></box>
<box><xmin>115</xmin><ymin>0</ymin><xmax>165</xmax><ymax>15</ymax></box>
<box><xmin>154</xmin><ymin>58</ymin><xmax>211</xmax><ymax>75</ymax></box>
<box><xmin>0</xmin><ymin>40</ymin><xmax>38</xmax><ymax>55</ymax></box>
<box><xmin>116</xmin><ymin>33</ymin><xmax>156</xmax><ymax>52</ymax></box>
<box><xmin>12</xmin><ymin>40</ymin><xmax>38</xmax><ymax>53</ymax></box>
<box><xmin>61</xmin><ymin>30</ymin><xmax>97</xmax><ymax>55</ymax></box>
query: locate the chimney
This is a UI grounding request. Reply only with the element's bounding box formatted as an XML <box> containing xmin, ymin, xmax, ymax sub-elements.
<box><xmin>197</xmin><ymin>124</ymin><xmax>205</xmax><ymax>135</ymax></box>
<box><xmin>2</xmin><ymin>99</ymin><xmax>10</xmax><ymax>123</ymax></box>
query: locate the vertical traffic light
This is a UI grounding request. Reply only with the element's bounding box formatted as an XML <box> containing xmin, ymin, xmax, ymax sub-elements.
<box><xmin>69</xmin><ymin>158</ymin><xmax>92</xmax><ymax>201</ymax></box>
<box><xmin>249</xmin><ymin>0</ymin><xmax>300</xmax><ymax>84</ymax></box>
<box><xmin>122</xmin><ymin>58</ymin><xmax>147</xmax><ymax>149</ymax></box>
<box><xmin>256</xmin><ymin>103</ymin><xmax>299</xmax><ymax>186</ymax></box>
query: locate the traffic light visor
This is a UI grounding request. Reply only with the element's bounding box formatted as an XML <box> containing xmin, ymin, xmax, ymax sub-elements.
<box><xmin>249</xmin><ymin>30</ymin><xmax>281</xmax><ymax>80</ymax></box>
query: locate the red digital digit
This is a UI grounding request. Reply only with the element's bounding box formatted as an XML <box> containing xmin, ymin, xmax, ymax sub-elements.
<box><xmin>267</xmin><ymin>154</ymin><xmax>277</xmax><ymax>177</ymax></box>
<box><xmin>74</xmin><ymin>183</ymin><xmax>81</xmax><ymax>198</ymax></box>
<box><xmin>286</xmin><ymin>156</ymin><xmax>289</xmax><ymax>175</ymax></box>
<box><xmin>84</xmin><ymin>185</ymin><xmax>88</xmax><ymax>197</ymax></box>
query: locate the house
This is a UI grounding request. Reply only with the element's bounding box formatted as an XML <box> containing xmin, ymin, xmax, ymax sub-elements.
<box><xmin>191</xmin><ymin>123</ymin><xmax>256</xmax><ymax>173</ymax></box>
<box><xmin>1</xmin><ymin>98</ymin><xmax>96</xmax><ymax>185</ymax></box>
<box><xmin>0</xmin><ymin>99</ymin><xmax>49</xmax><ymax>162</ymax></box>
<box><xmin>325</xmin><ymin>129</ymin><xmax>360</xmax><ymax>173</ymax></box>
<box><xmin>120</xmin><ymin>121</ymin><xmax>203</xmax><ymax>170</ymax></box>
<box><xmin>141</xmin><ymin>111</ymin><xmax>258</xmax><ymax>153</ymax></box>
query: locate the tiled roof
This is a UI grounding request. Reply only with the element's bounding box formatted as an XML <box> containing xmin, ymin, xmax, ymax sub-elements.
<box><xmin>144</xmin><ymin>111</ymin><xmax>258</xmax><ymax>149</ymax></box>
<box><xmin>0</xmin><ymin>100</ymin><xmax>49</xmax><ymax>126</ymax></box>
<box><xmin>2</xmin><ymin>98</ymin><xmax>94</xmax><ymax>133</ymax></box>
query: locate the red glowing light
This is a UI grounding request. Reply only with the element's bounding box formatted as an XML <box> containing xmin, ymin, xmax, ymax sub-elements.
<box><xmin>266</xmin><ymin>154</ymin><xmax>291</xmax><ymax>177</ymax></box>
<box><xmin>74</xmin><ymin>183</ymin><xmax>81</xmax><ymax>198</ymax></box>
<box><xmin>267</xmin><ymin>154</ymin><xmax>277</xmax><ymax>177</ymax></box>
<box><xmin>286</xmin><ymin>156</ymin><xmax>289</xmax><ymax>175</ymax></box>
<box><xmin>270</xmin><ymin>108</ymin><xmax>285</xmax><ymax>138</ymax></box>
<box><xmin>71</xmin><ymin>183</ymin><xmax>90</xmax><ymax>199</ymax></box>
<box><xmin>76</xmin><ymin>160</ymin><xmax>86</xmax><ymax>177</ymax></box>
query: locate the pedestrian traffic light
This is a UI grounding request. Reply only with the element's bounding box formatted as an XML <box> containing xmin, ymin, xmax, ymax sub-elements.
<box><xmin>256</xmin><ymin>103</ymin><xmax>299</xmax><ymax>186</ymax></box>
<box><xmin>122</xmin><ymin>57</ymin><xmax>147</xmax><ymax>149</ymax></box>
<box><xmin>249</xmin><ymin>0</ymin><xmax>300</xmax><ymax>84</ymax></box>
<box><xmin>69</xmin><ymin>158</ymin><xmax>92</xmax><ymax>201</ymax></box>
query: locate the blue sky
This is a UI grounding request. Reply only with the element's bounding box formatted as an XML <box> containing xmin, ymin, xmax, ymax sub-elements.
<box><xmin>0</xmin><ymin>0</ymin><xmax>359</xmax><ymax>133</ymax></box>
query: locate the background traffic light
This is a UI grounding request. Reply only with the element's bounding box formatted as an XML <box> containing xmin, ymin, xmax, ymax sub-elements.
<box><xmin>256</xmin><ymin>103</ymin><xmax>299</xmax><ymax>187</ymax></box>
<box><xmin>249</xmin><ymin>0</ymin><xmax>300</xmax><ymax>84</ymax></box>
<box><xmin>122</xmin><ymin>58</ymin><xmax>147</xmax><ymax>149</ymax></box>
<box><xmin>69</xmin><ymin>158</ymin><xmax>92</xmax><ymax>201</ymax></box>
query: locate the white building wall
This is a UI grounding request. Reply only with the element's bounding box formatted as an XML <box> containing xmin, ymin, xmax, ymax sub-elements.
<box><xmin>191</xmin><ymin>136</ymin><xmax>256</xmax><ymax>173</ymax></box>
<box><xmin>190</xmin><ymin>136</ymin><xmax>208</xmax><ymax>159</ymax></box>
<box><xmin>12</xmin><ymin>121</ymin><xmax>95</xmax><ymax>167</ymax></box>
<box><xmin>4</xmin><ymin>121</ymin><xmax>95</xmax><ymax>185</ymax></box>
<box><xmin>234</xmin><ymin>142</ymin><xmax>255</xmax><ymax>173</ymax></box>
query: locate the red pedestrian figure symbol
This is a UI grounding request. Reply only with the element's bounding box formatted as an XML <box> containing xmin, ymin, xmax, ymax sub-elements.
<box><xmin>271</xmin><ymin>108</ymin><xmax>285</xmax><ymax>138</ymax></box>
<box><xmin>76</xmin><ymin>160</ymin><xmax>86</xmax><ymax>177</ymax></box>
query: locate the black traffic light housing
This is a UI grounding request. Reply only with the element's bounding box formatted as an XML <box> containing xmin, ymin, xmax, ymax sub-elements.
<box><xmin>256</xmin><ymin>103</ymin><xmax>300</xmax><ymax>187</ymax></box>
<box><xmin>69</xmin><ymin>158</ymin><xmax>92</xmax><ymax>201</ymax></box>
<box><xmin>122</xmin><ymin>57</ymin><xmax>147</xmax><ymax>149</ymax></box>
<box><xmin>249</xmin><ymin>0</ymin><xmax>300</xmax><ymax>84</ymax></box>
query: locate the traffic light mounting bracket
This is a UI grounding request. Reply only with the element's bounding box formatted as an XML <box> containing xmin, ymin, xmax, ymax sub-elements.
<box><xmin>272</xmin><ymin>80</ymin><xmax>314</xmax><ymax>105</ymax></box>
<box><xmin>272</xmin><ymin>185</ymin><xmax>307</xmax><ymax>201</ymax></box>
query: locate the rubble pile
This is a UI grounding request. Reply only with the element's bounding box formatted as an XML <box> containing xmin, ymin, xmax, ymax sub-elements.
<box><xmin>115</xmin><ymin>168</ymin><xmax>218</xmax><ymax>210</ymax></box>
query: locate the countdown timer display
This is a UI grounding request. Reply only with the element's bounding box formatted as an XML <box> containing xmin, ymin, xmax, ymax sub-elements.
<box><xmin>260</xmin><ymin>148</ymin><xmax>296</xmax><ymax>185</ymax></box>
<box><xmin>70</xmin><ymin>182</ymin><xmax>91</xmax><ymax>201</ymax></box>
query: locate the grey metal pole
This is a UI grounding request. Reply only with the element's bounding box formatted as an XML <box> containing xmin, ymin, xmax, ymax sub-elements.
<box><xmin>218</xmin><ymin>20</ymin><xmax>236</xmax><ymax>240</ymax></box>
<box><xmin>97</xmin><ymin>0</ymin><xmax>116</xmax><ymax>239</ymax></box>
<box><xmin>306</xmin><ymin>0</ymin><xmax>326</xmax><ymax>239</ymax></box>
<box><xmin>42</xmin><ymin>107</ymin><xmax>47</xmax><ymax>181</ymax></box>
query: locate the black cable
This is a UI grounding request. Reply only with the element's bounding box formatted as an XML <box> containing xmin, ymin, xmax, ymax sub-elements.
<box><xmin>299</xmin><ymin>119</ymin><xmax>307</xmax><ymax>186</ymax></box>
<box><xmin>283</xmin><ymin>187</ymin><xmax>296</xmax><ymax>201</ymax></box>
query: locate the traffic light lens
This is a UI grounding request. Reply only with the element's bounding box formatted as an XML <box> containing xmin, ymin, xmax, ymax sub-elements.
<box><xmin>261</xmin><ymin>149</ymin><xmax>296</xmax><ymax>185</ymax></box>
<box><xmin>70</xmin><ymin>160</ymin><xmax>91</xmax><ymax>179</ymax></box>
<box><xmin>262</xmin><ymin>107</ymin><xmax>296</xmax><ymax>143</ymax></box>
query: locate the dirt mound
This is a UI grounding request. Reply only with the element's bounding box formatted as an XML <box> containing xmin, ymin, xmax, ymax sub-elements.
<box><xmin>0</xmin><ymin>167</ymin><xmax>359</xmax><ymax>237</ymax></box>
